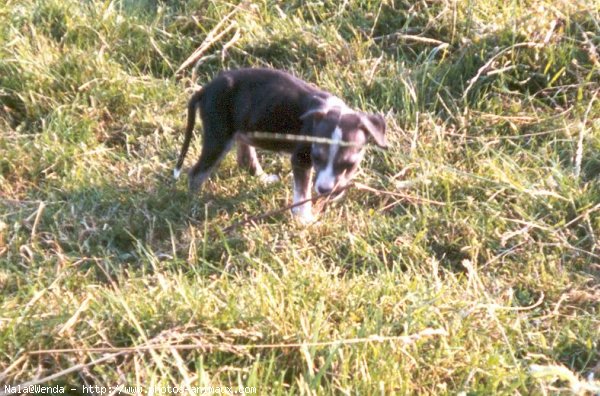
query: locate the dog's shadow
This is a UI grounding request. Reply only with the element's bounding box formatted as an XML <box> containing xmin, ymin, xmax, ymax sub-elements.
<box><xmin>165</xmin><ymin>165</ymin><xmax>289</xmax><ymax>219</ymax></box>
<box><xmin>35</xmin><ymin>166</ymin><xmax>287</xmax><ymax>281</ymax></box>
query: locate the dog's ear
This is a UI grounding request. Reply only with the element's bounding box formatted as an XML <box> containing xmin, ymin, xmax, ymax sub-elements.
<box><xmin>360</xmin><ymin>113</ymin><xmax>387</xmax><ymax>148</ymax></box>
<box><xmin>300</xmin><ymin>108</ymin><xmax>326</xmax><ymax>122</ymax></box>
<box><xmin>300</xmin><ymin>96</ymin><xmax>328</xmax><ymax>123</ymax></box>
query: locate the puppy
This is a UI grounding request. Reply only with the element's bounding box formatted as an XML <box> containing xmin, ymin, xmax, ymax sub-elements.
<box><xmin>174</xmin><ymin>68</ymin><xmax>386</xmax><ymax>222</ymax></box>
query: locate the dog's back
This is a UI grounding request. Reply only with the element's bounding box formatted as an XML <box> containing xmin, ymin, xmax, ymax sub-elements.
<box><xmin>200</xmin><ymin>68</ymin><xmax>323</xmax><ymax>133</ymax></box>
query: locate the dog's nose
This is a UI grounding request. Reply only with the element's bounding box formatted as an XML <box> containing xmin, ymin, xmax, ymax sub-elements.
<box><xmin>317</xmin><ymin>185</ymin><xmax>333</xmax><ymax>195</ymax></box>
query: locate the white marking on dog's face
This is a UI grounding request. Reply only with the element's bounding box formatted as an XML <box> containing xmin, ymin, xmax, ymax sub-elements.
<box><xmin>314</xmin><ymin>127</ymin><xmax>341</xmax><ymax>194</ymax></box>
<box><xmin>310</xmin><ymin>111</ymin><xmax>368</xmax><ymax>196</ymax></box>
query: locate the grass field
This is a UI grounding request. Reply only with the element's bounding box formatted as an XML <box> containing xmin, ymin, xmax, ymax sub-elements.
<box><xmin>1</xmin><ymin>0</ymin><xmax>599</xmax><ymax>394</ymax></box>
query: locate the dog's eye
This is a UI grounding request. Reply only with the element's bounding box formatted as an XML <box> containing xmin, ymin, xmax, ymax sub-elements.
<box><xmin>336</xmin><ymin>161</ymin><xmax>355</xmax><ymax>173</ymax></box>
<box><xmin>311</xmin><ymin>152</ymin><xmax>326</xmax><ymax>166</ymax></box>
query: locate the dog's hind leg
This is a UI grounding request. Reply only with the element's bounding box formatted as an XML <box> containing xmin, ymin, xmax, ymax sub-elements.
<box><xmin>188</xmin><ymin>137</ymin><xmax>234</xmax><ymax>193</ymax></box>
<box><xmin>188</xmin><ymin>112</ymin><xmax>236</xmax><ymax>194</ymax></box>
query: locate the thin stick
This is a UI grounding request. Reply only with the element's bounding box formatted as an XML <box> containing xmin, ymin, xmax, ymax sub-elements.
<box><xmin>221</xmin><ymin>179</ymin><xmax>444</xmax><ymax>232</ymax></box>
<box><xmin>245</xmin><ymin>131</ymin><xmax>364</xmax><ymax>147</ymax></box>
<box><xmin>222</xmin><ymin>184</ymin><xmax>354</xmax><ymax>232</ymax></box>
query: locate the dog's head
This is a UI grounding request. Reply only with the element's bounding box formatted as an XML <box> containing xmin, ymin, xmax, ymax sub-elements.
<box><xmin>301</xmin><ymin>98</ymin><xmax>387</xmax><ymax>196</ymax></box>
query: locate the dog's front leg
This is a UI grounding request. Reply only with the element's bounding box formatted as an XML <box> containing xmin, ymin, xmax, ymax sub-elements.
<box><xmin>291</xmin><ymin>148</ymin><xmax>314</xmax><ymax>223</ymax></box>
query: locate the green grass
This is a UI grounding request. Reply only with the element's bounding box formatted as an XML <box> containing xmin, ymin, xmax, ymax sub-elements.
<box><xmin>1</xmin><ymin>0</ymin><xmax>599</xmax><ymax>394</ymax></box>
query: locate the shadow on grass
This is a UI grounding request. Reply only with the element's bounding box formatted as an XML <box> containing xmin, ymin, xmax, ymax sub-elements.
<box><xmin>2</xmin><ymin>165</ymin><xmax>289</xmax><ymax>279</ymax></box>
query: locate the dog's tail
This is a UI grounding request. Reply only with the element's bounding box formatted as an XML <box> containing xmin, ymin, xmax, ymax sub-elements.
<box><xmin>174</xmin><ymin>88</ymin><xmax>204</xmax><ymax>179</ymax></box>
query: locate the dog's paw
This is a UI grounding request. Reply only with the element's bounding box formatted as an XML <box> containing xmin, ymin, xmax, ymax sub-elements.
<box><xmin>259</xmin><ymin>173</ymin><xmax>280</xmax><ymax>184</ymax></box>
<box><xmin>188</xmin><ymin>178</ymin><xmax>202</xmax><ymax>195</ymax></box>
<box><xmin>295</xmin><ymin>213</ymin><xmax>317</xmax><ymax>225</ymax></box>
<box><xmin>292</xmin><ymin>207</ymin><xmax>316</xmax><ymax>225</ymax></box>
